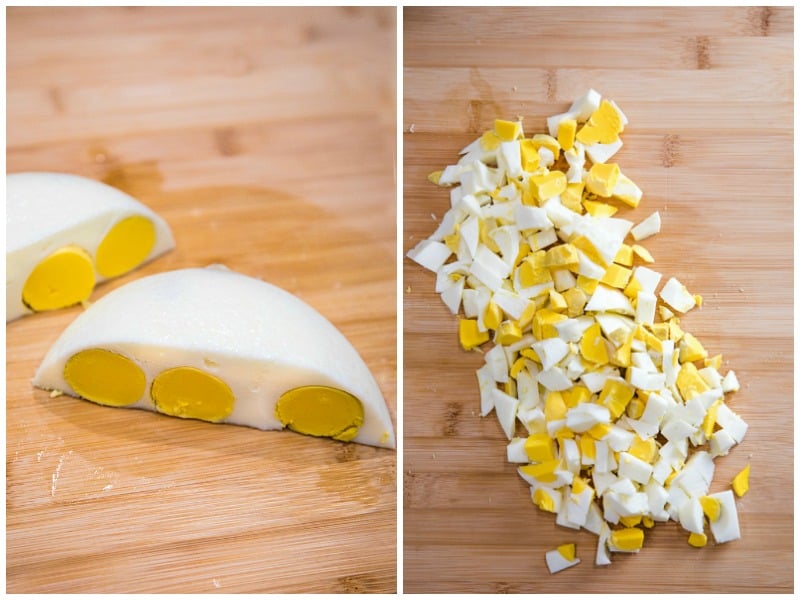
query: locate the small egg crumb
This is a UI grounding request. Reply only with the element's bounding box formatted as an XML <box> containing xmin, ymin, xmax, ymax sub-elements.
<box><xmin>732</xmin><ymin>464</ymin><xmax>750</xmax><ymax>497</ymax></box>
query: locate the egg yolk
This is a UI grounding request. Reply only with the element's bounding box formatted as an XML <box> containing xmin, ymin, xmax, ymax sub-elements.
<box><xmin>22</xmin><ymin>246</ymin><xmax>95</xmax><ymax>311</ymax></box>
<box><xmin>64</xmin><ymin>348</ymin><xmax>146</xmax><ymax>407</ymax></box>
<box><xmin>95</xmin><ymin>215</ymin><xmax>156</xmax><ymax>278</ymax></box>
<box><xmin>151</xmin><ymin>367</ymin><xmax>235</xmax><ymax>422</ymax></box>
<box><xmin>275</xmin><ymin>385</ymin><xmax>364</xmax><ymax>442</ymax></box>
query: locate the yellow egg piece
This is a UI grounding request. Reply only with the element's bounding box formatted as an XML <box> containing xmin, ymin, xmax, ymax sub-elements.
<box><xmin>732</xmin><ymin>464</ymin><xmax>750</xmax><ymax>497</ymax></box>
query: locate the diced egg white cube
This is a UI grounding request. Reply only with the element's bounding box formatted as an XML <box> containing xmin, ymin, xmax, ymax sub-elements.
<box><xmin>617</xmin><ymin>452</ymin><xmax>654</xmax><ymax>485</ymax></box>
<box><xmin>714</xmin><ymin>403</ymin><xmax>748</xmax><ymax>442</ymax></box>
<box><xmin>678</xmin><ymin>496</ymin><xmax>705</xmax><ymax>534</ymax></box>
<box><xmin>585</xmin><ymin>138</ymin><xmax>623</xmax><ymax>164</ymax></box>
<box><xmin>492</xmin><ymin>388</ymin><xmax>519</xmax><ymax>440</ymax></box>
<box><xmin>660</xmin><ymin>277</ymin><xmax>697</xmax><ymax>313</ymax></box>
<box><xmin>708</xmin><ymin>490</ymin><xmax>741</xmax><ymax>544</ymax></box>
<box><xmin>630</xmin><ymin>211</ymin><xmax>661</xmax><ymax>241</ymax></box>
<box><xmin>407</xmin><ymin>239</ymin><xmax>451</xmax><ymax>272</ymax></box>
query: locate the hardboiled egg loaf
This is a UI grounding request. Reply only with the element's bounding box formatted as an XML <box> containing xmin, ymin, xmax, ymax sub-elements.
<box><xmin>7</xmin><ymin>171</ymin><xmax>174</xmax><ymax>322</ymax></box>
<box><xmin>34</xmin><ymin>266</ymin><xmax>395</xmax><ymax>449</ymax></box>
<box><xmin>408</xmin><ymin>89</ymin><xmax>748</xmax><ymax>568</ymax></box>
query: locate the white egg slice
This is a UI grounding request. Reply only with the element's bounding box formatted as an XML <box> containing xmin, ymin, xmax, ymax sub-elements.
<box><xmin>33</xmin><ymin>266</ymin><xmax>395</xmax><ymax>449</ymax></box>
<box><xmin>7</xmin><ymin>172</ymin><xmax>175</xmax><ymax>322</ymax></box>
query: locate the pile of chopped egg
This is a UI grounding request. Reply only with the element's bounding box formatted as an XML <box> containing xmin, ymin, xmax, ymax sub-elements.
<box><xmin>407</xmin><ymin>89</ymin><xmax>750</xmax><ymax>572</ymax></box>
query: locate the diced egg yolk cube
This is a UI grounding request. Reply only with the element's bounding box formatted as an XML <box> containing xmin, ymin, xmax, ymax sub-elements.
<box><xmin>577</xmin><ymin>99</ymin><xmax>626</xmax><ymax>145</ymax></box>
<box><xmin>518</xmin><ymin>261</ymin><xmax>553</xmax><ymax>289</ymax></box>
<box><xmin>494</xmin><ymin>119</ymin><xmax>521</xmax><ymax>142</ymax></box>
<box><xmin>571</xmin><ymin>476</ymin><xmax>590</xmax><ymax>496</ymax></box>
<box><xmin>532</xmin><ymin>487</ymin><xmax>557</xmax><ymax>512</ymax></box>
<box><xmin>699</xmin><ymin>495</ymin><xmax>722</xmax><ymax>522</ymax></box>
<box><xmin>519</xmin><ymin>139</ymin><xmax>541</xmax><ymax>172</ymax></box>
<box><xmin>530</xmin><ymin>171</ymin><xmax>567</xmax><ymax>202</ymax></box>
<box><xmin>628</xmin><ymin>435</ymin><xmax>657</xmax><ymax>463</ymax></box>
<box><xmin>598</xmin><ymin>379</ymin><xmax>635</xmax><ymax>419</ymax></box>
<box><xmin>676</xmin><ymin>362</ymin><xmax>711</xmax><ymax>401</ymax></box>
<box><xmin>480</xmin><ymin>129</ymin><xmax>503</xmax><ymax>151</ymax></box>
<box><xmin>557</xmin><ymin>119</ymin><xmax>577</xmax><ymax>151</ymax></box>
<box><xmin>732</xmin><ymin>464</ymin><xmax>750</xmax><ymax>497</ymax></box>
<box><xmin>548</xmin><ymin>289</ymin><xmax>568</xmax><ymax>312</ymax></box>
<box><xmin>579</xmin><ymin>322</ymin><xmax>609</xmax><ymax>365</ymax></box>
<box><xmin>587</xmin><ymin>422</ymin><xmax>611</xmax><ymax>440</ymax></box>
<box><xmin>562</xmin><ymin>385</ymin><xmax>591</xmax><ymax>408</ymax></box>
<box><xmin>484</xmin><ymin>301</ymin><xmax>504</xmax><ymax>331</ymax></box>
<box><xmin>532</xmin><ymin>309</ymin><xmax>568</xmax><ymax>340</ymax></box>
<box><xmin>578</xmin><ymin>434</ymin><xmax>596</xmax><ymax>461</ymax></box>
<box><xmin>563</xmin><ymin>287</ymin><xmax>587</xmax><ymax>317</ymax></box>
<box><xmin>577</xmin><ymin>275</ymin><xmax>600</xmax><ymax>296</ymax></box>
<box><xmin>610</xmin><ymin>527</ymin><xmax>644</xmax><ymax>551</ymax></box>
<box><xmin>601</xmin><ymin>263</ymin><xmax>632</xmax><ymax>289</ymax></box>
<box><xmin>620</xmin><ymin>515</ymin><xmax>643</xmax><ymax>528</ymax></box>
<box><xmin>583</xmin><ymin>199</ymin><xmax>618</xmax><ymax>217</ymax></box>
<box><xmin>701</xmin><ymin>399</ymin><xmax>722</xmax><ymax>438</ymax></box>
<box><xmin>497</xmin><ymin>320</ymin><xmax>522</xmax><ymax>345</ymax></box>
<box><xmin>585</xmin><ymin>163</ymin><xmax>620</xmax><ymax>197</ymax></box>
<box><xmin>459</xmin><ymin>318</ymin><xmax>489</xmax><ymax>350</ymax></box>
<box><xmin>626</xmin><ymin>397</ymin><xmax>645</xmax><ymax>420</ymax></box>
<box><xmin>520</xmin><ymin>459</ymin><xmax>561</xmax><ymax>483</ymax></box>
<box><xmin>525</xmin><ymin>432</ymin><xmax>557</xmax><ymax>462</ymax></box>
<box><xmin>544</xmin><ymin>243</ymin><xmax>579</xmax><ymax>269</ymax></box>
<box><xmin>561</xmin><ymin>182</ymin><xmax>585</xmax><ymax>212</ymax></box>
<box><xmin>609</xmin><ymin>334</ymin><xmax>633</xmax><ymax>368</ymax></box>
<box><xmin>544</xmin><ymin>391</ymin><xmax>568</xmax><ymax>422</ymax></box>
<box><xmin>614</xmin><ymin>244</ymin><xmax>634</xmax><ymax>267</ymax></box>
<box><xmin>679</xmin><ymin>332</ymin><xmax>708</xmax><ymax>363</ymax></box>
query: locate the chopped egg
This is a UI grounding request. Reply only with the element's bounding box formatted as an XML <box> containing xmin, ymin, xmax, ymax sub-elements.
<box><xmin>33</xmin><ymin>266</ymin><xmax>395</xmax><ymax>448</ymax></box>
<box><xmin>545</xmin><ymin>543</ymin><xmax>581</xmax><ymax>573</ymax></box>
<box><xmin>6</xmin><ymin>172</ymin><xmax>174</xmax><ymax>321</ymax></box>
<box><xmin>408</xmin><ymin>89</ymin><xmax>748</xmax><ymax>572</ymax></box>
<box><xmin>732</xmin><ymin>464</ymin><xmax>750</xmax><ymax>497</ymax></box>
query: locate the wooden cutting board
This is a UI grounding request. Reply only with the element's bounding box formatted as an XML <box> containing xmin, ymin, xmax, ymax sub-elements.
<box><xmin>403</xmin><ymin>6</ymin><xmax>793</xmax><ymax>594</ymax></box>
<box><xmin>7</xmin><ymin>7</ymin><xmax>396</xmax><ymax>594</ymax></box>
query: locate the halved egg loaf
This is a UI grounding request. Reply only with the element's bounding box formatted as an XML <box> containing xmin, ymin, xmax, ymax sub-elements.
<box><xmin>33</xmin><ymin>266</ymin><xmax>395</xmax><ymax>449</ymax></box>
<box><xmin>7</xmin><ymin>171</ymin><xmax>175</xmax><ymax>322</ymax></box>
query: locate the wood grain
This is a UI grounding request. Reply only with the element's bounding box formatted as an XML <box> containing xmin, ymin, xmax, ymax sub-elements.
<box><xmin>7</xmin><ymin>6</ymin><xmax>396</xmax><ymax>593</ymax></box>
<box><xmin>403</xmin><ymin>6</ymin><xmax>793</xmax><ymax>593</ymax></box>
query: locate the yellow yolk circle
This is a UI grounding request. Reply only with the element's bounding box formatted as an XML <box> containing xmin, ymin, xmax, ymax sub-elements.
<box><xmin>64</xmin><ymin>348</ymin><xmax>146</xmax><ymax>407</ymax></box>
<box><xmin>275</xmin><ymin>385</ymin><xmax>364</xmax><ymax>442</ymax></box>
<box><xmin>151</xmin><ymin>367</ymin><xmax>235</xmax><ymax>423</ymax></box>
<box><xmin>22</xmin><ymin>246</ymin><xmax>96</xmax><ymax>311</ymax></box>
<box><xmin>95</xmin><ymin>215</ymin><xmax>156</xmax><ymax>279</ymax></box>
